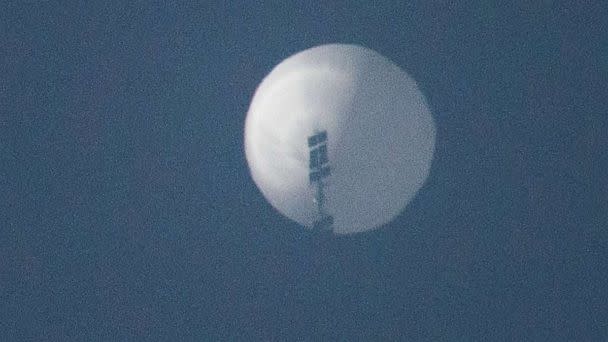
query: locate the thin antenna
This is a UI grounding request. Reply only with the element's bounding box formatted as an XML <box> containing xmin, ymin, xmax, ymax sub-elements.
<box><xmin>308</xmin><ymin>130</ymin><xmax>334</xmax><ymax>232</ymax></box>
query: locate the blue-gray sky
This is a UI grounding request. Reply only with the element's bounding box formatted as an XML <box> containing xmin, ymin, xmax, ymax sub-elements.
<box><xmin>1</xmin><ymin>2</ymin><xmax>607</xmax><ymax>340</ymax></box>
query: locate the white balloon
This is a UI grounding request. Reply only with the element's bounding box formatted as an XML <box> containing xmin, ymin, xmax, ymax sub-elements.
<box><xmin>244</xmin><ymin>44</ymin><xmax>435</xmax><ymax>234</ymax></box>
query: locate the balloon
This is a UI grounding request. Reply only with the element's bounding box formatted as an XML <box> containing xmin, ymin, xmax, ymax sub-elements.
<box><xmin>244</xmin><ymin>44</ymin><xmax>435</xmax><ymax>234</ymax></box>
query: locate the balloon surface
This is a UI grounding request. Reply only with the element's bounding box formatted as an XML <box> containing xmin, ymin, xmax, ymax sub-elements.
<box><xmin>244</xmin><ymin>44</ymin><xmax>435</xmax><ymax>234</ymax></box>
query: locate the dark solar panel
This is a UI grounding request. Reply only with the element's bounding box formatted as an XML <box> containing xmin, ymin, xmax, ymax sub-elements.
<box><xmin>319</xmin><ymin>166</ymin><xmax>330</xmax><ymax>178</ymax></box>
<box><xmin>307</xmin><ymin>131</ymin><xmax>327</xmax><ymax>147</ymax></box>
<box><xmin>307</xmin><ymin>135</ymin><xmax>317</xmax><ymax>147</ymax></box>
<box><xmin>317</xmin><ymin>145</ymin><xmax>328</xmax><ymax>165</ymax></box>
<box><xmin>309</xmin><ymin>151</ymin><xmax>319</xmax><ymax>169</ymax></box>
<box><xmin>309</xmin><ymin>145</ymin><xmax>328</xmax><ymax>169</ymax></box>
<box><xmin>309</xmin><ymin>171</ymin><xmax>320</xmax><ymax>182</ymax></box>
<box><xmin>310</xmin><ymin>166</ymin><xmax>330</xmax><ymax>182</ymax></box>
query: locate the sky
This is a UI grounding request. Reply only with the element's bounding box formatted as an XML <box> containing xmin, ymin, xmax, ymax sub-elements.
<box><xmin>1</xmin><ymin>1</ymin><xmax>607</xmax><ymax>341</ymax></box>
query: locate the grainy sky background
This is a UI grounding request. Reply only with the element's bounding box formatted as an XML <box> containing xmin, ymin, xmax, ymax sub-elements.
<box><xmin>1</xmin><ymin>1</ymin><xmax>607</xmax><ymax>340</ymax></box>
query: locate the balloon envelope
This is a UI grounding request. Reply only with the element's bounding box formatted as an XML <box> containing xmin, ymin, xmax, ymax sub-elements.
<box><xmin>244</xmin><ymin>44</ymin><xmax>435</xmax><ymax>234</ymax></box>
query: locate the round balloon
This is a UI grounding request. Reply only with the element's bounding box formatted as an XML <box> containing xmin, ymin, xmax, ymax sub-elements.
<box><xmin>244</xmin><ymin>44</ymin><xmax>435</xmax><ymax>234</ymax></box>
